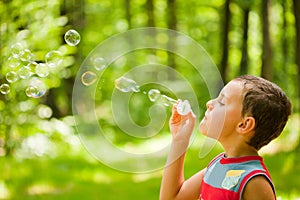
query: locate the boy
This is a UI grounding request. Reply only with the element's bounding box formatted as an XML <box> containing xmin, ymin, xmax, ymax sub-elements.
<box><xmin>160</xmin><ymin>75</ymin><xmax>292</xmax><ymax>200</ymax></box>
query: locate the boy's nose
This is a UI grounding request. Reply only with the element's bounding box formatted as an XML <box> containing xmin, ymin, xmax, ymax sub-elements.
<box><xmin>206</xmin><ymin>99</ymin><xmax>214</xmax><ymax>111</ymax></box>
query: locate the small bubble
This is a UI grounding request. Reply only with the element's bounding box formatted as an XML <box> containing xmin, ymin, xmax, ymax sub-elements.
<box><xmin>10</xmin><ymin>42</ymin><xmax>24</xmax><ymax>56</ymax></box>
<box><xmin>25</xmin><ymin>86</ymin><xmax>38</xmax><ymax>98</ymax></box>
<box><xmin>25</xmin><ymin>78</ymin><xmax>46</xmax><ymax>98</ymax></box>
<box><xmin>26</xmin><ymin>62</ymin><xmax>38</xmax><ymax>71</ymax></box>
<box><xmin>148</xmin><ymin>89</ymin><xmax>161</xmax><ymax>102</ymax></box>
<box><xmin>0</xmin><ymin>84</ymin><xmax>10</xmax><ymax>94</ymax></box>
<box><xmin>93</xmin><ymin>57</ymin><xmax>107</xmax><ymax>71</ymax></box>
<box><xmin>18</xmin><ymin>66</ymin><xmax>31</xmax><ymax>79</ymax></box>
<box><xmin>81</xmin><ymin>71</ymin><xmax>98</xmax><ymax>86</ymax></box>
<box><xmin>19</xmin><ymin>49</ymin><xmax>35</xmax><ymax>62</ymax></box>
<box><xmin>161</xmin><ymin>95</ymin><xmax>177</xmax><ymax>107</ymax></box>
<box><xmin>7</xmin><ymin>56</ymin><xmax>21</xmax><ymax>68</ymax></box>
<box><xmin>45</xmin><ymin>50</ymin><xmax>63</xmax><ymax>68</ymax></box>
<box><xmin>6</xmin><ymin>71</ymin><xmax>19</xmax><ymax>83</ymax></box>
<box><xmin>64</xmin><ymin>29</ymin><xmax>81</xmax><ymax>46</ymax></box>
<box><xmin>35</xmin><ymin>63</ymin><xmax>49</xmax><ymax>77</ymax></box>
<box><xmin>114</xmin><ymin>76</ymin><xmax>140</xmax><ymax>93</ymax></box>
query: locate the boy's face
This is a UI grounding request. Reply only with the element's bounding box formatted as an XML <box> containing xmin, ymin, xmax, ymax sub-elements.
<box><xmin>198</xmin><ymin>80</ymin><xmax>244</xmax><ymax>141</ymax></box>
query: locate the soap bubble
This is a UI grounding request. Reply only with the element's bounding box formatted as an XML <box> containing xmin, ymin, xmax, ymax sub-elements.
<box><xmin>114</xmin><ymin>76</ymin><xmax>140</xmax><ymax>92</ymax></box>
<box><xmin>0</xmin><ymin>84</ymin><xmax>10</xmax><ymax>94</ymax></box>
<box><xmin>177</xmin><ymin>100</ymin><xmax>192</xmax><ymax>115</ymax></box>
<box><xmin>25</xmin><ymin>86</ymin><xmax>41</xmax><ymax>98</ymax></box>
<box><xmin>10</xmin><ymin>42</ymin><xmax>24</xmax><ymax>56</ymax></box>
<box><xmin>45</xmin><ymin>50</ymin><xmax>63</xmax><ymax>68</ymax></box>
<box><xmin>64</xmin><ymin>29</ymin><xmax>81</xmax><ymax>46</ymax></box>
<box><xmin>25</xmin><ymin>78</ymin><xmax>46</xmax><ymax>98</ymax></box>
<box><xmin>26</xmin><ymin>62</ymin><xmax>38</xmax><ymax>71</ymax></box>
<box><xmin>25</xmin><ymin>86</ymin><xmax>37</xmax><ymax>97</ymax></box>
<box><xmin>19</xmin><ymin>49</ymin><xmax>35</xmax><ymax>62</ymax></box>
<box><xmin>7</xmin><ymin>56</ymin><xmax>21</xmax><ymax>68</ymax></box>
<box><xmin>35</xmin><ymin>63</ymin><xmax>49</xmax><ymax>77</ymax></box>
<box><xmin>161</xmin><ymin>94</ymin><xmax>177</xmax><ymax>107</ymax></box>
<box><xmin>93</xmin><ymin>57</ymin><xmax>107</xmax><ymax>71</ymax></box>
<box><xmin>6</xmin><ymin>71</ymin><xmax>19</xmax><ymax>83</ymax></box>
<box><xmin>26</xmin><ymin>86</ymin><xmax>45</xmax><ymax>98</ymax></box>
<box><xmin>18</xmin><ymin>66</ymin><xmax>31</xmax><ymax>79</ymax></box>
<box><xmin>148</xmin><ymin>89</ymin><xmax>161</xmax><ymax>102</ymax></box>
<box><xmin>81</xmin><ymin>71</ymin><xmax>98</xmax><ymax>86</ymax></box>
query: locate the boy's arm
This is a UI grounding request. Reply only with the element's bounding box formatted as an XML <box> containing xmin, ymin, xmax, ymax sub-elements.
<box><xmin>160</xmin><ymin>105</ymin><xmax>204</xmax><ymax>200</ymax></box>
<box><xmin>242</xmin><ymin>176</ymin><xmax>276</xmax><ymax>200</ymax></box>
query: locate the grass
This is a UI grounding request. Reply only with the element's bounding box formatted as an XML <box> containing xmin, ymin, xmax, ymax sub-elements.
<box><xmin>1</xmin><ymin>142</ymin><xmax>300</xmax><ymax>199</ymax></box>
<box><xmin>0</xmin><ymin>155</ymin><xmax>162</xmax><ymax>200</ymax></box>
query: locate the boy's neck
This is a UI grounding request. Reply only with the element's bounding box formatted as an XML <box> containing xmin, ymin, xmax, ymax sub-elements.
<box><xmin>221</xmin><ymin>141</ymin><xmax>258</xmax><ymax>158</ymax></box>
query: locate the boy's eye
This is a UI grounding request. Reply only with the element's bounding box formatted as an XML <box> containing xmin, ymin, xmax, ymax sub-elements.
<box><xmin>217</xmin><ymin>97</ymin><xmax>225</xmax><ymax>105</ymax></box>
<box><xmin>218</xmin><ymin>101</ymin><xmax>225</xmax><ymax>106</ymax></box>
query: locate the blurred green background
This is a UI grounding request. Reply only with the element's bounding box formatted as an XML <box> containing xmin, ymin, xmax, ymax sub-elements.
<box><xmin>1</xmin><ymin>0</ymin><xmax>300</xmax><ymax>199</ymax></box>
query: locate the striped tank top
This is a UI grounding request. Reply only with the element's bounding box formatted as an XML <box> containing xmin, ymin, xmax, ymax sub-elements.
<box><xmin>200</xmin><ymin>153</ymin><xmax>276</xmax><ymax>200</ymax></box>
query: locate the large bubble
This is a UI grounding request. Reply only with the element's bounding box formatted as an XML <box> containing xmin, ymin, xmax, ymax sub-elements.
<box><xmin>72</xmin><ymin>28</ymin><xmax>223</xmax><ymax>173</ymax></box>
<box><xmin>81</xmin><ymin>71</ymin><xmax>98</xmax><ymax>86</ymax></box>
<box><xmin>114</xmin><ymin>76</ymin><xmax>140</xmax><ymax>93</ymax></box>
<box><xmin>64</xmin><ymin>29</ymin><xmax>81</xmax><ymax>46</ymax></box>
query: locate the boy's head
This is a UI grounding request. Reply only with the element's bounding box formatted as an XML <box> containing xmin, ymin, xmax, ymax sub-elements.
<box><xmin>234</xmin><ymin>75</ymin><xmax>292</xmax><ymax>150</ymax></box>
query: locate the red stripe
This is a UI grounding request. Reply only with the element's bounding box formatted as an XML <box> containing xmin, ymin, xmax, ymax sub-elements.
<box><xmin>207</xmin><ymin>153</ymin><xmax>224</xmax><ymax>167</ymax></box>
<box><xmin>220</xmin><ymin>155</ymin><xmax>263</xmax><ymax>164</ymax></box>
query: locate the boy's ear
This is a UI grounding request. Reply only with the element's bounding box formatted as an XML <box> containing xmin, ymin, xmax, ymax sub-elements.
<box><xmin>237</xmin><ymin>116</ymin><xmax>255</xmax><ymax>134</ymax></box>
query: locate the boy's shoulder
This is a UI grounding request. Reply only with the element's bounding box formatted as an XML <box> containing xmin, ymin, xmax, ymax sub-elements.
<box><xmin>201</xmin><ymin>153</ymin><xmax>275</xmax><ymax>199</ymax></box>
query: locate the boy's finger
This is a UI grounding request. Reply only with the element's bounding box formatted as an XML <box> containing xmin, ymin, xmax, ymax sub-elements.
<box><xmin>170</xmin><ymin>105</ymin><xmax>181</xmax><ymax>125</ymax></box>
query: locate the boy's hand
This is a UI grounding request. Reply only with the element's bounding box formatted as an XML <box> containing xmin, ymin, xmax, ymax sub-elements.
<box><xmin>169</xmin><ymin>100</ymin><xmax>196</xmax><ymax>143</ymax></box>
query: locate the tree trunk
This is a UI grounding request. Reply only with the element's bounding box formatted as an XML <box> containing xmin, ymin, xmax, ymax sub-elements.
<box><xmin>167</xmin><ymin>0</ymin><xmax>177</xmax><ymax>70</ymax></box>
<box><xmin>220</xmin><ymin>0</ymin><xmax>230</xmax><ymax>83</ymax></box>
<box><xmin>261</xmin><ymin>0</ymin><xmax>273</xmax><ymax>80</ymax></box>
<box><xmin>146</xmin><ymin>0</ymin><xmax>154</xmax><ymax>27</ymax></box>
<box><xmin>239</xmin><ymin>7</ymin><xmax>250</xmax><ymax>75</ymax></box>
<box><xmin>125</xmin><ymin>0</ymin><xmax>132</xmax><ymax>29</ymax></box>
<box><xmin>281</xmin><ymin>0</ymin><xmax>288</xmax><ymax>89</ymax></box>
<box><xmin>4</xmin><ymin>123</ymin><xmax>12</xmax><ymax>157</ymax></box>
<box><xmin>293</xmin><ymin>0</ymin><xmax>300</xmax><ymax>113</ymax></box>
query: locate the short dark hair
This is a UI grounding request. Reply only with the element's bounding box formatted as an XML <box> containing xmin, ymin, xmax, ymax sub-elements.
<box><xmin>234</xmin><ymin>75</ymin><xmax>292</xmax><ymax>150</ymax></box>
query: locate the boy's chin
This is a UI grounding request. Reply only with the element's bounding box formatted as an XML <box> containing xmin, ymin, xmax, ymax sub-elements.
<box><xmin>200</xmin><ymin>130</ymin><xmax>221</xmax><ymax>140</ymax></box>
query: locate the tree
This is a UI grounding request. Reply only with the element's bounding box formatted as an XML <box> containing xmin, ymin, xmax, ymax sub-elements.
<box><xmin>167</xmin><ymin>0</ymin><xmax>177</xmax><ymax>70</ymax></box>
<box><xmin>293</xmin><ymin>0</ymin><xmax>300</xmax><ymax>113</ymax></box>
<box><xmin>146</xmin><ymin>0</ymin><xmax>155</xmax><ymax>27</ymax></box>
<box><xmin>125</xmin><ymin>0</ymin><xmax>132</xmax><ymax>29</ymax></box>
<box><xmin>239</xmin><ymin>3</ymin><xmax>250</xmax><ymax>75</ymax></box>
<box><xmin>261</xmin><ymin>0</ymin><xmax>273</xmax><ymax>80</ymax></box>
<box><xmin>220</xmin><ymin>0</ymin><xmax>231</xmax><ymax>83</ymax></box>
